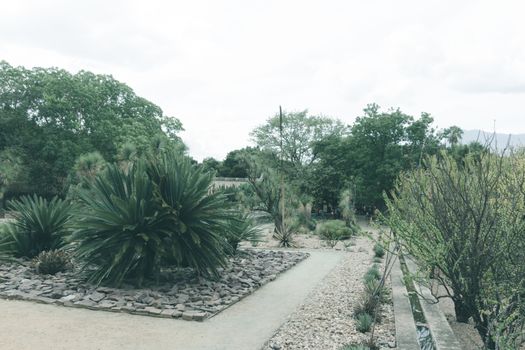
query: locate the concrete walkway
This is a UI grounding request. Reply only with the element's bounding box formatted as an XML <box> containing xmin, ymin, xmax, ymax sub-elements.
<box><xmin>0</xmin><ymin>251</ymin><xmax>344</xmax><ymax>350</ymax></box>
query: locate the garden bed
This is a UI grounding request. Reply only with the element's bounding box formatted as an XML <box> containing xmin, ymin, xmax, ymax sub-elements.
<box><xmin>0</xmin><ymin>249</ymin><xmax>308</xmax><ymax>321</ymax></box>
<box><xmin>265</xmin><ymin>235</ymin><xmax>396</xmax><ymax>350</ymax></box>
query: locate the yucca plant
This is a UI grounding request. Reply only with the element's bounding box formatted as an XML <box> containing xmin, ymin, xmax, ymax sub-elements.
<box><xmin>226</xmin><ymin>212</ymin><xmax>263</xmax><ymax>252</ymax></box>
<box><xmin>0</xmin><ymin>195</ymin><xmax>72</xmax><ymax>258</ymax></box>
<box><xmin>72</xmin><ymin>151</ymin><xmax>234</xmax><ymax>287</ymax></box>
<box><xmin>273</xmin><ymin>223</ymin><xmax>296</xmax><ymax>248</ymax></box>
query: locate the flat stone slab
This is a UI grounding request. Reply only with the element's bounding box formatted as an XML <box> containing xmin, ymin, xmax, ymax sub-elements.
<box><xmin>405</xmin><ymin>259</ymin><xmax>462</xmax><ymax>350</ymax></box>
<box><xmin>391</xmin><ymin>257</ymin><xmax>420</xmax><ymax>350</ymax></box>
<box><xmin>0</xmin><ymin>250</ymin><xmax>344</xmax><ymax>350</ymax></box>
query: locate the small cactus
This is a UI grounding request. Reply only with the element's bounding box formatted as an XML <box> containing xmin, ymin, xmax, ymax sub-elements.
<box><xmin>32</xmin><ymin>250</ymin><xmax>72</xmax><ymax>275</ymax></box>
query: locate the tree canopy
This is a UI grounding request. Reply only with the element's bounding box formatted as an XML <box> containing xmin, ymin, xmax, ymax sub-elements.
<box><xmin>250</xmin><ymin>110</ymin><xmax>347</xmax><ymax>168</ymax></box>
<box><xmin>0</xmin><ymin>61</ymin><xmax>184</xmax><ymax>199</ymax></box>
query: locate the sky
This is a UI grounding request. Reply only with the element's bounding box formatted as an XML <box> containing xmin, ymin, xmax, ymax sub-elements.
<box><xmin>2</xmin><ymin>0</ymin><xmax>525</xmax><ymax>161</ymax></box>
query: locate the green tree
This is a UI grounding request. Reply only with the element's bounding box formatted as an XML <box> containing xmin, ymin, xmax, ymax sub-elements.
<box><xmin>0</xmin><ymin>61</ymin><xmax>184</xmax><ymax>198</ymax></box>
<box><xmin>348</xmin><ymin>104</ymin><xmax>442</xmax><ymax>209</ymax></box>
<box><xmin>250</xmin><ymin>110</ymin><xmax>347</xmax><ymax>169</ymax></box>
<box><xmin>441</xmin><ymin>125</ymin><xmax>464</xmax><ymax>146</ymax></box>
<box><xmin>219</xmin><ymin>147</ymin><xmax>260</xmax><ymax>178</ymax></box>
<box><xmin>200</xmin><ymin>157</ymin><xmax>221</xmax><ymax>175</ymax></box>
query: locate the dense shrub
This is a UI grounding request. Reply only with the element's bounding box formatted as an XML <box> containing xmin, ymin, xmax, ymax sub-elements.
<box><xmin>32</xmin><ymin>250</ymin><xmax>72</xmax><ymax>275</ymax></box>
<box><xmin>386</xmin><ymin>150</ymin><xmax>525</xmax><ymax>348</ymax></box>
<box><xmin>72</xmin><ymin>151</ymin><xmax>234</xmax><ymax>287</ymax></box>
<box><xmin>316</xmin><ymin>220</ymin><xmax>355</xmax><ymax>247</ymax></box>
<box><xmin>0</xmin><ymin>195</ymin><xmax>72</xmax><ymax>258</ymax></box>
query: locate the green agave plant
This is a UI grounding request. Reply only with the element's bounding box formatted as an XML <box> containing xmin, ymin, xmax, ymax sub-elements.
<box><xmin>0</xmin><ymin>195</ymin><xmax>72</xmax><ymax>258</ymax></box>
<box><xmin>73</xmin><ymin>150</ymin><xmax>234</xmax><ymax>287</ymax></box>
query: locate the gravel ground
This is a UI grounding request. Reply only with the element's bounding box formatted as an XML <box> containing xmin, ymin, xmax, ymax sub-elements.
<box><xmin>263</xmin><ymin>233</ymin><xmax>396</xmax><ymax>350</ymax></box>
<box><xmin>248</xmin><ymin>224</ymin><xmax>353</xmax><ymax>251</ymax></box>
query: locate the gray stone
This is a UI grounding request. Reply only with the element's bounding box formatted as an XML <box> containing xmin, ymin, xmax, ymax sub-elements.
<box><xmin>177</xmin><ymin>293</ymin><xmax>190</xmax><ymax>303</ymax></box>
<box><xmin>181</xmin><ymin>311</ymin><xmax>207</xmax><ymax>321</ymax></box>
<box><xmin>98</xmin><ymin>300</ymin><xmax>116</xmax><ymax>309</ymax></box>
<box><xmin>144</xmin><ymin>306</ymin><xmax>162</xmax><ymax>315</ymax></box>
<box><xmin>73</xmin><ymin>299</ymin><xmax>97</xmax><ymax>309</ymax></box>
<box><xmin>87</xmin><ymin>291</ymin><xmax>106</xmax><ymax>302</ymax></box>
<box><xmin>159</xmin><ymin>309</ymin><xmax>176</xmax><ymax>318</ymax></box>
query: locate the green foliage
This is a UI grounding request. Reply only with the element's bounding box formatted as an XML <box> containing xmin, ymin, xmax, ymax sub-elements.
<box><xmin>73</xmin><ymin>152</ymin><xmax>106</xmax><ymax>182</ymax></box>
<box><xmin>355</xmin><ymin>291</ymin><xmax>380</xmax><ymax>319</ymax></box>
<box><xmin>0</xmin><ymin>195</ymin><xmax>71</xmax><ymax>258</ymax></box>
<box><xmin>373</xmin><ymin>243</ymin><xmax>385</xmax><ymax>258</ymax></box>
<box><xmin>31</xmin><ymin>249</ymin><xmax>72</xmax><ymax>275</ymax></box>
<box><xmin>309</xmin><ymin>104</ymin><xmax>443</xmax><ymax>210</ymax></box>
<box><xmin>385</xmin><ymin>149</ymin><xmax>525</xmax><ymax>348</ymax></box>
<box><xmin>273</xmin><ymin>224</ymin><xmax>296</xmax><ymax>248</ymax></box>
<box><xmin>0</xmin><ymin>148</ymin><xmax>27</xmax><ymax>211</ymax></box>
<box><xmin>339</xmin><ymin>344</ymin><xmax>370</xmax><ymax>350</ymax></box>
<box><xmin>72</xmin><ymin>150</ymin><xmax>233</xmax><ymax>287</ymax></box>
<box><xmin>364</xmin><ymin>265</ymin><xmax>381</xmax><ymax>283</ymax></box>
<box><xmin>441</xmin><ymin>125</ymin><xmax>463</xmax><ymax>146</ymax></box>
<box><xmin>250</xmin><ymin>110</ymin><xmax>347</xmax><ymax>168</ymax></box>
<box><xmin>340</xmin><ymin>345</ymin><xmax>371</xmax><ymax>350</ymax></box>
<box><xmin>339</xmin><ymin>189</ymin><xmax>359</xmax><ymax>229</ymax></box>
<box><xmin>316</xmin><ymin>220</ymin><xmax>355</xmax><ymax>247</ymax></box>
<box><xmin>219</xmin><ymin>147</ymin><xmax>259</xmax><ymax>178</ymax></box>
<box><xmin>200</xmin><ymin>157</ymin><xmax>221</xmax><ymax>175</ymax></box>
<box><xmin>364</xmin><ymin>279</ymin><xmax>388</xmax><ymax>304</ymax></box>
<box><xmin>355</xmin><ymin>313</ymin><xmax>373</xmax><ymax>333</ymax></box>
<box><xmin>0</xmin><ymin>61</ymin><xmax>185</xmax><ymax>198</ymax></box>
<box><xmin>226</xmin><ymin>213</ymin><xmax>263</xmax><ymax>252</ymax></box>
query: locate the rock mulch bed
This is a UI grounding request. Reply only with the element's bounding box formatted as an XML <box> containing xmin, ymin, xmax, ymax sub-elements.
<box><xmin>0</xmin><ymin>249</ymin><xmax>308</xmax><ymax>321</ymax></box>
<box><xmin>264</xmin><ymin>235</ymin><xmax>396</xmax><ymax>350</ymax></box>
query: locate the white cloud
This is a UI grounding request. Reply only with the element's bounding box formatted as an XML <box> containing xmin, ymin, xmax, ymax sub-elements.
<box><xmin>2</xmin><ymin>0</ymin><xmax>525</xmax><ymax>160</ymax></box>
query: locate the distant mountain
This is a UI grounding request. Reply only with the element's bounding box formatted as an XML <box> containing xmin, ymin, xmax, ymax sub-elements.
<box><xmin>461</xmin><ymin>130</ymin><xmax>525</xmax><ymax>148</ymax></box>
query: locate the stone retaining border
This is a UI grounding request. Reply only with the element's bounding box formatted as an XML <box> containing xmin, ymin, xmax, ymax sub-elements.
<box><xmin>0</xmin><ymin>250</ymin><xmax>309</xmax><ymax>322</ymax></box>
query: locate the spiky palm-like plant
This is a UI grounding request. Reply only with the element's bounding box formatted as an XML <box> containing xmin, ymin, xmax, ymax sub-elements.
<box><xmin>146</xmin><ymin>151</ymin><xmax>233</xmax><ymax>274</ymax></box>
<box><xmin>73</xmin><ymin>151</ymin><xmax>233</xmax><ymax>287</ymax></box>
<box><xmin>226</xmin><ymin>213</ymin><xmax>263</xmax><ymax>252</ymax></box>
<box><xmin>0</xmin><ymin>195</ymin><xmax>72</xmax><ymax>258</ymax></box>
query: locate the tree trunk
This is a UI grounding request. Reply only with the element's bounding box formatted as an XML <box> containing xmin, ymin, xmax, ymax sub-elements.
<box><xmin>454</xmin><ymin>300</ymin><xmax>471</xmax><ymax>323</ymax></box>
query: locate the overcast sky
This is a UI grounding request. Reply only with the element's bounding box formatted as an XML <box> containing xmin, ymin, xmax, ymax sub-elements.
<box><xmin>2</xmin><ymin>0</ymin><xmax>525</xmax><ymax>161</ymax></box>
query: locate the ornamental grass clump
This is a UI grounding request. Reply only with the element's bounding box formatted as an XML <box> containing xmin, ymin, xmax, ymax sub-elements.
<box><xmin>363</xmin><ymin>265</ymin><xmax>381</xmax><ymax>283</ymax></box>
<box><xmin>373</xmin><ymin>243</ymin><xmax>385</xmax><ymax>258</ymax></box>
<box><xmin>72</xmin><ymin>150</ymin><xmax>234</xmax><ymax>287</ymax></box>
<box><xmin>356</xmin><ymin>312</ymin><xmax>373</xmax><ymax>333</ymax></box>
<box><xmin>0</xmin><ymin>195</ymin><xmax>72</xmax><ymax>258</ymax></box>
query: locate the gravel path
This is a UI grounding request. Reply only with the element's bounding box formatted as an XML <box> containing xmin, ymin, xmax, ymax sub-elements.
<box><xmin>263</xmin><ymin>234</ymin><xmax>396</xmax><ymax>350</ymax></box>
